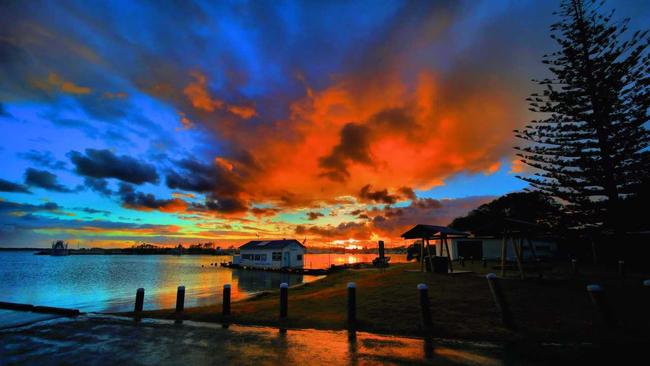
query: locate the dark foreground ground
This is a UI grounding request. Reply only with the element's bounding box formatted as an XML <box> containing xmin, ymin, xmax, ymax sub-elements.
<box><xmin>2</xmin><ymin>312</ymin><xmax>648</xmax><ymax>365</ymax></box>
<box><xmin>141</xmin><ymin>261</ymin><xmax>650</xmax><ymax>343</ymax></box>
<box><xmin>0</xmin><ymin>313</ymin><xmax>504</xmax><ymax>365</ymax></box>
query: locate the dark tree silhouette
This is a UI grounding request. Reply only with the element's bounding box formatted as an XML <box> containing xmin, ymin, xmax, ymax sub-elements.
<box><xmin>449</xmin><ymin>191</ymin><xmax>565</xmax><ymax>235</ymax></box>
<box><xmin>514</xmin><ymin>0</ymin><xmax>650</xmax><ymax>233</ymax></box>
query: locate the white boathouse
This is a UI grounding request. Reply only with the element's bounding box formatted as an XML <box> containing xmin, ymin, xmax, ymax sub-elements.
<box><xmin>233</xmin><ymin>239</ymin><xmax>306</xmax><ymax>269</ymax></box>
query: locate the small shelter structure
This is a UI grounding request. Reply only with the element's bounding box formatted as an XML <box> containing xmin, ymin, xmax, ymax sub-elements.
<box><xmin>401</xmin><ymin>225</ymin><xmax>469</xmax><ymax>273</ymax></box>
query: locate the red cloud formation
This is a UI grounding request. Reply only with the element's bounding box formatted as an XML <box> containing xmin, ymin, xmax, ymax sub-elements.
<box><xmin>184</xmin><ymin>72</ymin><xmax>224</xmax><ymax>112</ymax></box>
<box><xmin>198</xmin><ymin>70</ymin><xmax>521</xmax><ymax>210</ymax></box>
<box><xmin>183</xmin><ymin>71</ymin><xmax>256</xmax><ymax>119</ymax></box>
<box><xmin>296</xmin><ymin>196</ymin><xmax>494</xmax><ymax>244</ymax></box>
<box><xmin>358</xmin><ymin>184</ymin><xmax>416</xmax><ymax>205</ymax></box>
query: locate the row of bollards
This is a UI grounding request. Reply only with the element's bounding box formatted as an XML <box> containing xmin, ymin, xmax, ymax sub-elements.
<box><xmin>130</xmin><ymin>281</ymin><xmax>433</xmax><ymax>335</ymax></box>
<box><xmin>483</xmin><ymin>271</ymin><xmax>650</xmax><ymax>332</ymax></box>
<box><xmin>132</xmin><ymin>273</ymin><xmax>650</xmax><ymax>335</ymax></box>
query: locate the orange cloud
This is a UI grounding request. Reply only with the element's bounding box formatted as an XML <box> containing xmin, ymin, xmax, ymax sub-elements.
<box><xmin>184</xmin><ymin>71</ymin><xmax>224</xmax><ymax>112</ymax></box>
<box><xmin>177</xmin><ymin>111</ymin><xmax>192</xmax><ymax>129</ymax></box>
<box><xmin>123</xmin><ymin>198</ymin><xmax>188</xmax><ymax>213</ymax></box>
<box><xmin>228</xmin><ymin>104</ymin><xmax>256</xmax><ymax>119</ymax></box>
<box><xmin>205</xmin><ymin>69</ymin><xmax>522</xmax><ymax>209</ymax></box>
<box><xmin>32</xmin><ymin>72</ymin><xmax>92</xmax><ymax>95</ymax></box>
<box><xmin>509</xmin><ymin>158</ymin><xmax>530</xmax><ymax>174</ymax></box>
<box><xmin>484</xmin><ymin>161</ymin><xmax>501</xmax><ymax>175</ymax></box>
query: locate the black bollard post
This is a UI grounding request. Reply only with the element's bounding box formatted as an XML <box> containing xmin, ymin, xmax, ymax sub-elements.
<box><xmin>571</xmin><ymin>259</ymin><xmax>578</xmax><ymax>276</ymax></box>
<box><xmin>643</xmin><ymin>280</ymin><xmax>650</xmax><ymax>314</ymax></box>
<box><xmin>175</xmin><ymin>285</ymin><xmax>185</xmax><ymax>324</ymax></box>
<box><xmin>222</xmin><ymin>284</ymin><xmax>231</xmax><ymax>317</ymax></box>
<box><xmin>417</xmin><ymin>284</ymin><xmax>433</xmax><ymax>334</ymax></box>
<box><xmin>587</xmin><ymin>284</ymin><xmax>616</xmax><ymax>330</ymax></box>
<box><xmin>618</xmin><ymin>260</ymin><xmax>626</xmax><ymax>280</ymax></box>
<box><xmin>279</xmin><ymin>282</ymin><xmax>288</xmax><ymax>333</ymax></box>
<box><xmin>486</xmin><ymin>273</ymin><xmax>514</xmax><ymax>328</ymax></box>
<box><xmin>134</xmin><ymin>288</ymin><xmax>144</xmax><ymax>321</ymax></box>
<box><xmin>347</xmin><ymin>282</ymin><xmax>356</xmax><ymax>335</ymax></box>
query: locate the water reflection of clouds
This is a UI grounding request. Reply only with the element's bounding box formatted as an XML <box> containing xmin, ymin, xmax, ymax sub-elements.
<box><xmin>0</xmin><ymin>253</ymin><xmax>404</xmax><ymax>313</ymax></box>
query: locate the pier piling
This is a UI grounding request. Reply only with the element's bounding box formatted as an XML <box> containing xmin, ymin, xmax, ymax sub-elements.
<box><xmin>134</xmin><ymin>288</ymin><xmax>144</xmax><ymax>321</ymax></box>
<box><xmin>486</xmin><ymin>273</ymin><xmax>513</xmax><ymax>328</ymax></box>
<box><xmin>175</xmin><ymin>285</ymin><xmax>185</xmax><ymax>324</ymax></box>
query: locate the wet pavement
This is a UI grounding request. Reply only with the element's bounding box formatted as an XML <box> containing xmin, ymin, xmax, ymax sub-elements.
<box><xmin>0</xmin><ymin>310</ymin><xmax>60</xmax><ymax>330</ymax></box>
<box><xmin>0</xmin><ymin>313</ymin><xmax>508</xmax><ymax>365</ymax></box>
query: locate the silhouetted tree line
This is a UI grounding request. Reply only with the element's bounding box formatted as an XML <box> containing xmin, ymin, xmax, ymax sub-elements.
<box><xmin>449</xmin><ymin>191</ymin><xmax>567</xmax><ymax>235</ymax></box>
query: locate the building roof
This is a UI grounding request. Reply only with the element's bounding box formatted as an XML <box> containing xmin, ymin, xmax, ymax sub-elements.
<box><xmin>400</xmin><ymin>224</ymin><xmax>469</xmax><ymax>239</ymax></box>
<box><xmin>239</xmin><ymin>239</ymin><xmax>306</xmax><ymax>251</ymax></box>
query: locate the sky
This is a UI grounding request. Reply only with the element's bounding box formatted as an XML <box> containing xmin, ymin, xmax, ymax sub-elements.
<box><xmin>1</xmin><ymin>0</ymin><xmax>649</xmax><ymax>248</ymax></box>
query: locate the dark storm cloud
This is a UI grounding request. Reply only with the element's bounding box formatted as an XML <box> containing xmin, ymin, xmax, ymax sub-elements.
<box><xmin>0</xmin><ymin>178</ymin><xmax>30</xmax><ymax>193</ymax></box>
<box><xmin>68</xmin><ymin>149</ymin><xmax>159</xmax><ymax>185</ymax></box>
<box><xmin>319</xmin><ymin>108</ymin><xmax>421</xmax><ymax>182</ymax></box>
<box><xmin>24</xmin><ymin>168</ymin><xmax>73</xmax><ymax>192</ymax></box>
<box><xmin>83</xmin><ymin>177</ymin><xmax>113</xmax><ymax>196</ymax></box>
<box><xmin>165</xmin><ymin>157</ymin><xmax>253</xmax><ymax>214</ymax></box>
<box><xmin>17</xmin><ymin>150</ymin><xmax>67</xmax><ymax>170</ymax></box>
<box><xmin>74</xmin><ymin>207</ymin><xmax>111</xmax><ymax>216</ymax></box>
<box><xmin>357</xmin><ymin>184</ymin><xmax>417</xmax><ymax>205</ymax></box>
<box><xmin>295</xmin><ymin>221</ymin><xmax>369</xmax><ymax>239</ymax></box>
<box><xmin>117</xmin><ymin>183</ymin><xmax>184</xmax><ymax>212</ymax></box>
<box><xmin>250</xmin><ymin>207</ymin><xmax>280</xmax><ymax>217</ymax></box>
<box><xmin>306</xmin><ymin>211</ymin><xmax>324</xmax><ymax>220</ymax></box>
<box><xmin>165</xmin><ymin>159</ymin><xmax>226</xmax><ymax>193</ymax></box>
<box><xmin>0</xmin><ymin>200</ymin><xmax>60</xmax><ymax>213</ymax></box>
<box><xmin>319</xmin><ymin>123</ymin><xmax>372</xmax><ymax>182</ymax></box>
<box><xmin>202</xmin><ymin>195</ymin><xmax>248</xmax><ymax>214</ymax></box>
<box><xmin>359</xmin><ymin>185</ymin><xmax>399</xmax><ymax>204</ymax></box>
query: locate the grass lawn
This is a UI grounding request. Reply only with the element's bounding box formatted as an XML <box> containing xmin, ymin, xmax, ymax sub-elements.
<box><xmin>137</xmin><ymin>261</ymin><xmax>650</xmax><ymax>343</ymax></box>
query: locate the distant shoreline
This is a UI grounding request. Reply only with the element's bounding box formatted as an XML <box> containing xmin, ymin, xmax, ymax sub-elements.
<box><xmin>0</xmin><ymin>247</ymin><xmax>407</xmax><ymax>255</ymax></box>
<box><xmin>0</xmin><ymin>248</ymin><xmax>235</xmax><ymax>256</ymax></box>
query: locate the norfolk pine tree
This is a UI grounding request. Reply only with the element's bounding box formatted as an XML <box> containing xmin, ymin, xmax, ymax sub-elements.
<box><xmin>514</xmin><ymin>0</ymin><xmax>650</xmax><ymax>234</ymax></box>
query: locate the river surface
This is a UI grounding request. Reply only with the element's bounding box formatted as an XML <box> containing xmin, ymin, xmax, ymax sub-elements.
<box><xmin>0</xmin><ymin>251</ymin><xmax>407</xmax><ymax>313</ymax></box>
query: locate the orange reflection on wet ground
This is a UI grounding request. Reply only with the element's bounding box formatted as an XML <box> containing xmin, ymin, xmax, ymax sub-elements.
<box><xmin>0</xmin><ymin>314</ymin><xmax>505</xmax><ymax>365</ymax></box>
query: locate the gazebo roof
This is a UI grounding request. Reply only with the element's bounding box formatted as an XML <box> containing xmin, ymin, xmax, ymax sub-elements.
<box><xmin>400</xmin><ymin>224</ymin><xmax>469</xmax><ymax>239</ymax></box>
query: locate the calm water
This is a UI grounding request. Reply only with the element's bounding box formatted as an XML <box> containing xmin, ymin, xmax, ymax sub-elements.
<box><xmin>0</xmin><ymin>251</ymin><xmax>407</xmax><ymax>313</ymax></box>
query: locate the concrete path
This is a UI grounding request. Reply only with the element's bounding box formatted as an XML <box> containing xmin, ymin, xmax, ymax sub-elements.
<box><xmin>0</xmin><ymin>310</ymin><xmax>61</xmax><ymax>330</ymax></box>
<box><xmin>0</xmin><ymin>313</ymin><xmax>506</xmax><ymax>365</ymax></box>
